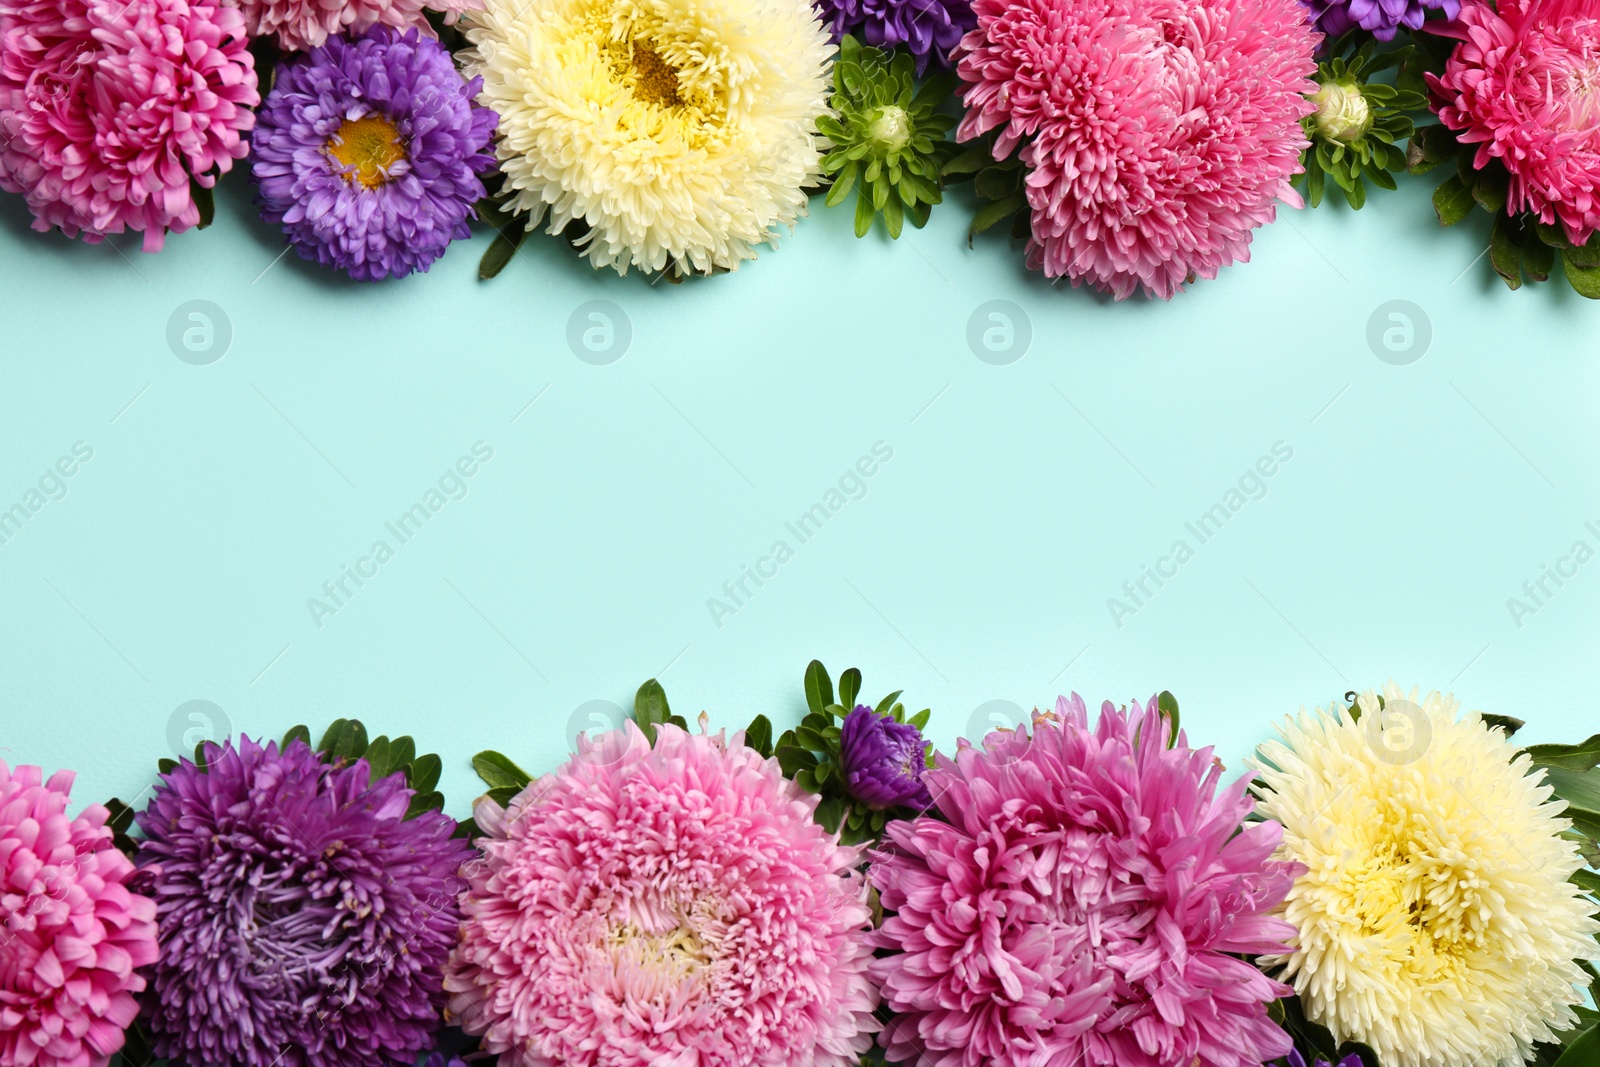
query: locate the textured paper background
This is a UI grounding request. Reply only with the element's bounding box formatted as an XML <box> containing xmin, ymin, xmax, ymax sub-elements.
<box><xmin>2</xmin><ymin>170</ymin><xmax>1597</xmax><ymax>815</ymax></box>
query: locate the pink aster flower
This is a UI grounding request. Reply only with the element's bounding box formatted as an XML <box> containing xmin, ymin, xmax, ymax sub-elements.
<box><xmin>445</xmin><ymin>722</ymin><xmax>879</xmax><ymax>1067</ymax></box>
<box><xmin>954</xmin><ymin>0</ymin><xmax>1318</xmax><ymax>299</ymax></box>
<box><xmin>0</xmin><ymin>0</ymin><xmax>257</xmax><ymax>252</ymax></box>
<box><xmin>231</xmin><ymin>0</ymin><xmax>482</xmax><ymax>52</ymax></box>
<box><xmin>0</xmin><ymin>762</ymin><xmax>159</xmax><ymax>1067</ymax></box>
<box><xmin>1429</xmin><ymin>0</ymin><xmax>1600</xmax><ymax>246</ymax></box>
<box><xmin>868</xmin><ymin>696</ymin><xmax>1298</xmax><ymax>1067</ymax></box>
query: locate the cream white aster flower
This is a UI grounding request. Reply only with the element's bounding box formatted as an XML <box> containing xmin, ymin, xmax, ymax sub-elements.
<box><xmin>1252</xmin><ymin>682</ymin><xmax>1599</xmax><ymax>1067</ymax></box>
<box><xmin>461</xmin><ymin>0</ymin><xmax>833</xmax><ymax>276</ymax></box>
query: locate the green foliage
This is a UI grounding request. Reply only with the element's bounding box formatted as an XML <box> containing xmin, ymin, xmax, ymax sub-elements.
<box><xmin>1297</xmin><ymin>42</ymin><xmax>1427</xmax><ymax>211</ymax></box>
<box><xmin>1410</xmin><ymin>112</ymin><xmax>1600</xmax><ymax>297</ymax></box>
<box><xmin>1267</xmin><ymin>989</ymin><xmax>1380</xmax><ymax>1067</ymax></box>
<box><xmin>943</xmin><ymin>134</ymin><xmax>1030</xmax><ymax>243</ymax></box>
<box><xmin>279</xmin><ymin>719</ymin><xmax>448</xmax><ymax>820</ymax></box>
<box><xmin>818</xmin><ymin>36</ymin><xmax>957</xmax><ymax>238</ymax></box>
<box><xmin>765</xmin><ymin>659</ymin><xmax>933</xmax><ymax>847</ymax></box>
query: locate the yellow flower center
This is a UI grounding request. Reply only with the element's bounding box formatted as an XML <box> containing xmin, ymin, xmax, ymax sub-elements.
<box><xmin>629</xmin><ymin>42</ymin><xmax>684</xmax><ymax>109</ymax></box>
<box><xmin>327</xmin><ymin>114</ymin><xmax>406</xmax><ymax>189</ymax></box>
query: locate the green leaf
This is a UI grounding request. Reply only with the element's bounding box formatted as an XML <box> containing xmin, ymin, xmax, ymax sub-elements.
<box><xmin>974</xmin><ymin>165</ymin><xmax>1019</xmax><ymax>200</ymax></box>
<box><xmin>874</xmin><ymin>690</ymin><xmax>904</xmax><ymax>716</ymax></box>
<box><xmin>815</xmin><ymin>759</ymin><xmax>833</xmax><ymax>784</ymax></box>
<box><xmin>478</xmin><ymin>220</ymin><xmax>524</xmax><ymax>280</ymax></box>
<box><xmin>1550</xmin><ymin>1025</ymin><xmax>1600</xmax><ymax>1067</ymax></box>
<box><xmin>1490</xmin><ymin>213</ymin><xmax>1523</xmax><ymax>290</ymax></box>
<box><xmin>1307</xmin><ymin>159</ymin><xmax>1325</xmax><ymax>209</ymax></box>
<box><xmin>853</xmin><ymin>185</ymin><xmax>875</xmax><ymax>237</ymax></box>
<box><xmin>1157</xmin><ymin>691</ymin><xmax>1180</xmax><ymax>746</ymax></box>
<box><xmin>1544</xmin><ymin>767</ymin><xmax>1600</xmax><ymax>817</ymax></box>
<box><xmin>942</xmin><ymin>144</ymin><xmax>994</xmax><ymax>179</ymax></box>
<box><xmin>816</xmin><ymin>796</ymin><xmax>845</xmax><ymax>833</ymax></box>
<box><xmin>804</xmin><ymin>660</ymin><xmax>834</xmax><ymax>715</ymax></box>
<box><xmin>1432</xmin><ymin>174</ymin><xmax>1476</xmax><ymax>226</ymax></box>
<box><xmin>405</xmin><ymin>790</ymin><xmax>445</xmax><ymax>819</ymax></box>
<box><xmin>825</xmin><ymin>161</ymin><xmax>859</xmax><ymax>208</ymax></box>
<box><xmin>157</xmin><ymin>757</ymin><xmax>177</xmax><ymax>776</ymax></box>
<box><xmin>472</xmin><ymin>750</ymin><xmax>533</xmax><ymax>791</ymax></box>
<box><xmin>282</xmin><ymin>724</ymin><xmax>312</xmax><ymax>750</ymax></box>
<box><xmin>1528</xmin><ymin>736</ymin><xmax>1600</xmax><ymax>772</ymax></box>
<box><xmin>635</xmin><ymin>679</ymin><xmax>671</xmax><ymax>744</ymax></box>
<box><xmin>908</xmin><ymin>708</ymin><xmax>931</xmax><ymax>731</ymax></box>
<box><xmin>191</xmin><ymin>179</ymin><xmax>216</xmax><ymax>229</ymax></box>
<box><xmin>883</xmin><ymin>191</ymin><xmax>904</xmax><ymax>238</ymax></box>
<box><xmin>776</xmin><ymin>744</ymin><xmax>819</xmax><ymax>777</ymax></box>
<box><xmin>408</xmin><ymin>752</ymin><xmax>442</xmax><ymax>794</ymax></box>
<box><xmin>1524</xmin><ymin>234</ymin><xmax>1555</xmax><ymax>282</ymax></box>
<box><xmin>838</xmin><ymin>668</ymin><xmax>862</xmax><ymax>711</ymax></box>
<box><xmin>1571</xmin><ymin>868</ymin><xmax>1600</xmax><ymax>897</ymax></box>
<box><xmin>745</xmin><ymin>714</ymin><xmax>774</xmax><ymax>758</ymax></box>
<box><xmin>970</xmin><ymin>193</ymin><xmax>1027</xmax><ymax>238</ymax></box>
<box><xmin>1567</xmin><ymin>232</ymin><xmax>1600</xmax><ymax>269</ymax></box>
<box><xmin>1343</xmin><ymin>177</ymin><xmax>1367</xmax><ymax>210</ymax></box>
<box><xmin>1481</xmin><ymin>713</ymin><xmax>1526</xmax><ymax>738</ymax></box>
<box><xmin>485</xmin><ymin>785</ymin><xmax>520</xmax><ymax>807</ymax></box>
<box><xmin>794</xmin><ymin>726</ymin><xmax>828</xmax><ymax>750</ymax></box>
<box><xmin>1472</xmin><ymin>167</ymin><xmax>1510</xmax><ymax>215</ymax></box>
<box><xmin>364</xmin><ymin>736</ymin><xmax>393</xmax><ymax>778</ymax></box>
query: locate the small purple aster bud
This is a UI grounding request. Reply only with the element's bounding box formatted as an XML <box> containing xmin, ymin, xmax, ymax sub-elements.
<box><xmin>839</xmin><ymin>704</ymin><xmax>933</xmax><ymax>810</ymax></box>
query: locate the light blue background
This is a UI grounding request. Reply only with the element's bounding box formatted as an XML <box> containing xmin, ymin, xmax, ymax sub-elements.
<box><xmin>2</xmin><ymin>167</ymin><xmax>1597</xmax><ymax>818</ymax></box>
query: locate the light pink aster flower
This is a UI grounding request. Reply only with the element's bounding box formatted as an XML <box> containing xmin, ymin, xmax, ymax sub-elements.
<box><xmin>1430</xmin><ymin>0</ymin><xmax>1600</xmax><ymax>246</ymax></box>
<box><xmin>868</xmin><ymin>696</ymin><xmax>1298</xmax><ymax>1067</ymax></box>
<box><xmin>445</xmin><ymin>722</ymin><xmax>879</xmax><ymax>1067</ymax></box>
<box><xmin>0</xmin><ymin>762</ymin><xmax>159</xmax><ymax>1067</ymax></box>
<box><xmin>230</xmin><ymin>0</ymin><xmax>481</xmax><ymax>53</ymax></box>
<box><xmin>954</xmin><ymin>0</ymin><xmax>1318</xmax><ymax>299</ymax></box>
<box><xmin>0</xmin><ymin>0</ymin><xmax>257</xmax><ymax>252</ymax></box>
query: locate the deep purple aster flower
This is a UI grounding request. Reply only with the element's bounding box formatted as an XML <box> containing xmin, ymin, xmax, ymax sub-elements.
<box><xmin>251</xmin><ymin>26</ymin><xmax>497</xmax><ymax>281</ymax></box>
<box><xmin>1288</xmin><ymin>1053</ymin><xmax>1365</xmax><ymax>1067</ymax></box>
<box><xmin>1301</xmin><ymin>0</ymin><xmax>1457</xmax><ymax>42</ymax></box>
<box><xmin>839</xmin><ymin>704</ymin><xmax>933</xmax><ymax>809</ymax></box>
<box><xmin>133</xmin><ymin>736</ymin><xmax>475</xmax><ymax>1067</ymax></box>
<box><xmin>816</xmin><ymin>0</ymin><xmax>975</xmax><ymax>72</ymax></box>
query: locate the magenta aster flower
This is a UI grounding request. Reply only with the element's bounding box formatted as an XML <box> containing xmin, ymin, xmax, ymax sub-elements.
<box><xmin>954</xmin><ymin>0</ymin><xmax>1317</xmax><ymax>299</ymax></box>
<box><xmin>1429</xmin><ymin>0</ymin><xmax>1600</xmax><ymax>246</ymax></box>
<box><xmin>232</xmin><ymin>0</ymin><xmax>481</xmax><ymax>52</ymax></box>
<box><xmin>133</xmin><ymin>737</ymin><xmax>475</xmax><ymax>1067</ymax></box>
<box><xmin>0</xmin><ymin>0</ymin><xmax>257</xmax><ymax>251</ymax></box>
<box><xmin>0</xmin><ymin>762</ymin><xmax>159</xmax><ymax>1067</ymax></box>
<box><xmin>839</xmin><ymin>704</ymin><xmax>932</xmax><ymax>810</ymax></box>
<box><xmin>446</xmin><ymin>722</ymin><xmax>879</xmax><ymax>1067</ymax></box>
<box><xmin>867</xmin><ymin>696</ymin><xmax>1298</xmax><ymax>1067</ymax></box>
<box><xmin>251</xmin><ymin>27</ymin><xmax>497</xmax><ymax>282</ymax></box>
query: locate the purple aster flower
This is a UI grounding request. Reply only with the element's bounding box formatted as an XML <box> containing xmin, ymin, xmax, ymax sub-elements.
<box><xmin>1300</xmin><ymin>0</ymin><xmax>1458</xmax><ymax>42</ymax></box>
<box><xmin>1288</xmin><ymin>1052</ymin><xmax>1366</xmax><ymax>1067</ymax></box>
<box><xmin>250</xmin><ymin>26</ymin><xmax>497</xmax><ymax>281</ymax></box>
<box><xmin>816</xmin><ymin>0</ymin><xmax>975</xmax><ymax>73</ymax></box>
<box><xmin>133</xmin><ymin>736</ymin><xmax>476</xmax><ymax>1067</ymax></box>
<box><xmin>839</xmin><ymin>704</ymin><xmax>933</xmax><ymax>810</ymax></box>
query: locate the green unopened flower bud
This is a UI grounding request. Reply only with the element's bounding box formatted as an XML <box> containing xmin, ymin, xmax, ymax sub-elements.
<box><xmin>1310</xmin><ymin>78</ymin><xmax>1372</xmax><ymax>145</ymax></box>
<box><xmin>867</xmin><ymin>106</ymin><xmax>912</xmax><ymax>153</ymax></box>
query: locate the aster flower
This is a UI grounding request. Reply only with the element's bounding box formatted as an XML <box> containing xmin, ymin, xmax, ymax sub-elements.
<box><xmin>1303</xmin><ymin>0</ymin><xmax>1457</xmax><ymax>43</ymax></box>
<box><xmin>953</xmin><ymin>0</ymin><xmax>1318</xmax><ymax>299</ymax></box>
<box><xmin>815</xmin><ymin>0</ymin><xmax>974</xmax><ymax>73</ymax></box>
<box><xmin>0</xmin><ymin>762</ymin><xmax>159</xmax><ymax>1067</ymax></box>
<box><xmin>1252</xmin><ymin>684</ymin><xmax>1600</xmax><ymax>1067</ymax></box>
<box><xmin>445</xmin><ymin>720</ymin><xmax>880</xmax><ymax>1067</ymax></box>
<box><xmin>839</xmin><ymin>703</ymin><xmax>932</xmax><ymax>809</ymax></box>
<box><xmin>133</xmin><ymin>732</ymin><xmax>474</xmax><ymax>1067</ymax></box>
<box><xmin>1420</xmin><ymin>0</ymin><xmax>1600</xmax><ymax>295</ymax></box>
<box><xmin>1297</xmin><ymin>44</ymin><xmax>1428</xmax><ymax>209</ymax></box>
<box><xmin>251</xmin><ymin>27</ymin><xmax>497</xmax><ymax>282</ymax></box>
<box><xmin>230</xmin><ymin>0</ymin><xmax>481</xmax><ymax>52</ymax></box>
<box><xmin>818</xmin><ymin>36</ymin><xmax>956</xmax><ymax>237</ymax></box>
<box><xmin>460</xmin><ymin>0</ymin><xmax>833</xmax><ymax>277</ymax></box>
<box><xmin>0</xmin><ymin>0</ymin><xmax>257</xmax><ymax>252</ymax></box>
<box><xmin>868</xmin><ymin>695</ymin><xmax>1298</xmax><ymax>1067</ymax></box>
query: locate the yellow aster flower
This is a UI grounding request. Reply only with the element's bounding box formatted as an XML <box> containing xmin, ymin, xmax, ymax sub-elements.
<box><xmin>461</xmin><ymin>0</ymin><xmax>833</xmax><ymax>276</ymax></box>
<box><xmin>1253</xmin><ymin>683</ymin><xmax>1599</xmax><ymax>1067</ymax></box>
